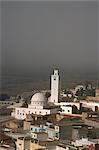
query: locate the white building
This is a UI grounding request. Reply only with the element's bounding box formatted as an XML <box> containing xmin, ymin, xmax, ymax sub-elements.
<box><xmin>81</xmin><ymin>100</ymin><xmax>99</xmax><ymax>111</ymax></box>
<box><xmin>12</xmin><ymin>69</ymin><xmax>60</xmax><ymax>120</ymax></box>
<box><xmin>55</xmin><ymin>102</ymin><xmax>80</xmax><ymax>110</ymax></box>
<box><xmin>72</xmin><ymin>138</ymin><xmax>95</xmax><ymax>147</ymax></box>
<box><xmin>60</xmin><ymin>105</ymin><xmax>72</xmax><ymax>115</ymax></box>
<box><xmin>50</xmin><ymin>69</ymin><xmax>59</xmax><ymax>103</ymax></box>
<box><xmin>16</xmin><ymin>137</ymin><xmax>30</xmax><ymax>150</ymax></box>
<box><xmin>13</xmin><ymin>92</ymin><xmax>58</xmax><ymax>120</ymax></box>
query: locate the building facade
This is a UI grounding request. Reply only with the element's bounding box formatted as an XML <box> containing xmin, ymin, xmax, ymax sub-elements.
<box><xmin>13</xmin><ymin>93</ymin><xmax>58</xmax><ymax>120</ymax></box>
<box><xmin>51</xmin><ymin>69</ymin><xmax>59</xmax><ymax>103</ymax></box>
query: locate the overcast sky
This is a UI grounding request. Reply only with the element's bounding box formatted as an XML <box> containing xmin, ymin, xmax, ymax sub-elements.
<box><xmin>0</xmin><ymin>1</ymin><xmax>99</xmax><ymax>78</ymax></box>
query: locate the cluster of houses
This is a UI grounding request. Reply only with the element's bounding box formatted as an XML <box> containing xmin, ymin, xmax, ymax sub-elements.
<box><xmin>0</xmin><ymin>69</ymin><xmax>99</xmax><ymax>150</ymax></box>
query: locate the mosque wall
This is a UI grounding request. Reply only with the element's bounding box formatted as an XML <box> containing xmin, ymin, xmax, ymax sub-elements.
<box><xmin>15</xmin><ymin>107</ymin><xmax>52</xmax><ymax>120</ymax></box>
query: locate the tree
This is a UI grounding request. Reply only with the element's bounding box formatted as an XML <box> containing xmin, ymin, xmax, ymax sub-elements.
<box><xmin>22</xmin><ymin>100</ymin><xmax>28</xmax><ymax>108</ymax></box>
<box><xmin>72</xmin><ymin>105</ymin><xmax>79</xmax><ymax>114</ymax></box>
<box><xmin>75</xmin><ymin>88</ymin><xmax>84</xmax><ymax>97</ymax></box>
<box><xmin>45</xmin><ymin>92</ymin><xmax>51</xmax><ymax>99</ymax></box>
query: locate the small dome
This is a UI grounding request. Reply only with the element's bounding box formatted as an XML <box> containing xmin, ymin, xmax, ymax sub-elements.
<box><xmin>31</xmin><ymin>93</ymin><xmax>45</xmax><ymax>102</ymax></box>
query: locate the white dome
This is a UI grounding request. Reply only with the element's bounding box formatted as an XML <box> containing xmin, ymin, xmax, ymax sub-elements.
<box><xmin>31</xmin><ymin>93</ymin><xmax>45</xmax><ymax>103</ymax></box>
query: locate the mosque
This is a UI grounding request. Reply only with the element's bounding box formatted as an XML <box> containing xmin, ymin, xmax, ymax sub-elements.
<box><xmin>14</xmin><ymin>69</ymin><xmax>60</xmax><ymax>120</ymax></box>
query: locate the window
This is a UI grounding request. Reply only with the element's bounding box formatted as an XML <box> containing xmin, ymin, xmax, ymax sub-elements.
<box><xmin>56</xmin><ymin>126</ymin><xmax>59</xmax><ymax>130</ymax></box>
<box><xmin>56</xmin><ymin>133</ymin><xmax>59</xmax><ymax>138</ymax></box>
<box><xmin>35</xmin><ymin>140</ymin><xmax>38</xmax><ymax>144</ymax></box>
<box><xmin>54</xmin><ymin>77</ymin><xmax>56</xmax><ymax>80</ymax></box>
<box><xmin>17</xmin><ymin>110</ymin><xmax>19</xmax><ymax>114</ymax></box>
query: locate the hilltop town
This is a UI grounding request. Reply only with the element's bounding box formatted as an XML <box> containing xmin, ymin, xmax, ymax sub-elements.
<box><xmin>0</xmin><ymin>69</ymin><xmax>99</xmax><ymax>150</ymax></box>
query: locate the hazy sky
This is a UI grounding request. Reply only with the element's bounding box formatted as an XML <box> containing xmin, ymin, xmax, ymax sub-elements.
<box><xmin>1</xmin><ymin>1</ymin><xmax>99</xmax><ymax>78</ymax></box>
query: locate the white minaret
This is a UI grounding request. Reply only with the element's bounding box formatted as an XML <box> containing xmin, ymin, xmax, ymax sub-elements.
<box><xmin>50</xmin><ymin>69</ymin><xmax>59</xmax><ymax>103</ymax></box>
